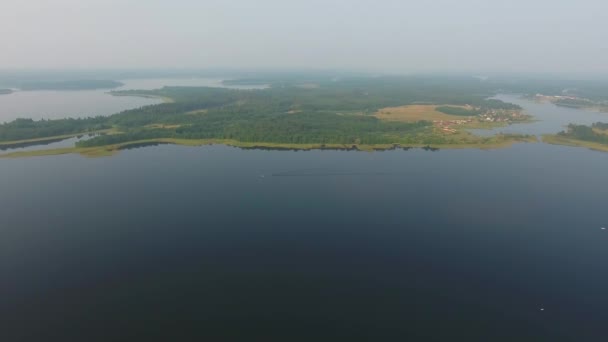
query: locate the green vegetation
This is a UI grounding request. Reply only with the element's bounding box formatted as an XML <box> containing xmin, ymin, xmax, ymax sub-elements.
<box><xmin>0</xmin><ymin>76</ymin><xmax>538</xmax><ymax>157</ymax></box>
<box><xmin>557</xmin><ymin>123</ymin><xmax>608</xmax><ymax>143</ymax></box>
<box><xmin>17</xmin><ymin>80</ymin><xmax>123</xmax><ymax>91</ymax></box>
<box><xmin>543</xmin><ymin>123</ymin><xmax>608</xmax><ymax>152</ymax></box>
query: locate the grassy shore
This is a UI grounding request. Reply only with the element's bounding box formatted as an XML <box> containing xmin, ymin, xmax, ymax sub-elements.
<box><xmin>542</xmin><ymin>134</ymin><xmax>608</xmax><ymax>152</ymax></box>
<box><xmin>0</xmin><ymin>134</ymin><xmax>538</xmax><ymax>159</ymax></box>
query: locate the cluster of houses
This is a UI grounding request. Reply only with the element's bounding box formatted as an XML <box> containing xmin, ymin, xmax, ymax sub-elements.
<box><xmin>479</xmin><ymin>110</ymin><xmax>524</xmax><ymax>123</ymax></box>
<box><xmin>432</xmin><ymin>118</ymin><xmax>474</xmax><ymax>133</ymax></box>
<box><xmin>433</xmin><ymin>109</ymin><xmax>525</xmax><ymax>134</ymax></box>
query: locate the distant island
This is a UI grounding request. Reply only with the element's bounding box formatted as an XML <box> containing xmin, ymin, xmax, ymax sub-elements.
<box><xmin>532</xmin><ymin>94</ymin><xmax>608</xmax><ymax>112</ymax></box>
<box><xmin>544</xmin><ymin>122</ymin><xmax>608</xmax><ymax>152</ymax></box>
<box><xmin>0</xmin><ymin>76</ymin><xmax>536</xmax><ymax>158</ymax></box>
<box><xmin>16</xmin><ymin>80</ymin><xmax>123</xmax><ymax>91</ymax></box>
<box><xmin>0</xmin><ymin>89</ymin><xmax>13</xmax><ymax>95</ymax></box>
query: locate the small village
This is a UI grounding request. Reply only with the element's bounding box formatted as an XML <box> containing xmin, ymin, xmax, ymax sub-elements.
<box><xmin>433</xmin><ymin>109</ymin><xmax>528</xmax><ymax>133</ymax></box>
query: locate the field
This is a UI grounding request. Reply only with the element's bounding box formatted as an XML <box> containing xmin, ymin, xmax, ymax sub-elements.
<box><xmin>593</xmin><ymin>127</ymin><xmax>608</xmax><ymax>135</ymax></box>
<box><xmin>374</xmin><ymin>105</ymin><xmax>515</xmax><ymax>133</ymax></box>
<box><xmin>374</xmin><ymin>105</ymin><xmax>472</xmax><ymax>122</ymax></box>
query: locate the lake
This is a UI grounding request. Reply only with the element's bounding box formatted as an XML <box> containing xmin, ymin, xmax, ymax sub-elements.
<box><xmin>0</xmin><ymin>96</ymin><xmax>607</xmax><ymax>341</ymax></box>
<box><xmin>0</xmin><ymin>78</ymin><xmax>267</xmax><ymax>122</ymax></box>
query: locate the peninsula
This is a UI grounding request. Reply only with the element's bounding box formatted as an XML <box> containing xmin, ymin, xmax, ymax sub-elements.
<box><xmin>0</xmin><ymin>77</ymin><xmax>535</xmax><ymax>158</ymax></box>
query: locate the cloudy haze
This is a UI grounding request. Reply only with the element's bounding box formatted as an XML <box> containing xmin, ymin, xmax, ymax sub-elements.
<box><xmin>2</xmin><ymin>0</ymin><xmax>607</xmax><ymax>73</ymax></box>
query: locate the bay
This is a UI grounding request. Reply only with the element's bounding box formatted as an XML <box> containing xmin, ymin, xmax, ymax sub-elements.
<box><xmin>0</xmin><ymin>78</ymin><xmax>267</xmax><ymax>122</ymax></box>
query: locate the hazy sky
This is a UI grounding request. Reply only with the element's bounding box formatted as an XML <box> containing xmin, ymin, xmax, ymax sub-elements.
<box><xmin>2</xmin><ymin>0</ymin><xmax>607</xmax><ymax>73</ymax></box>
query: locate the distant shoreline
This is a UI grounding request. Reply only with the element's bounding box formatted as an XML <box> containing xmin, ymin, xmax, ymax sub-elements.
<box><xmin>109</xmin><ymin>92</ymin><xmax>174</xmax><ymax>103</ymax></box>
<box><xmin>531</xmin><ymin>94</ymin><xmax>608</xmax><ymax>113</ymax></box>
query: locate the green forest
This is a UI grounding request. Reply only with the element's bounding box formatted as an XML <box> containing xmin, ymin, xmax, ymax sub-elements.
<box><xmin>0</xmin><ymin>76</ymin><xmax>527</xmax><ymax>148</ymax></box>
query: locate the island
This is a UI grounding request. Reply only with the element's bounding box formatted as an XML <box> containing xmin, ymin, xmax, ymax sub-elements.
<box><xmin>543</xmin><ymin>122</ymin><xmax>608</xmax><ymax>152</ymax></box>
<box><xmin>0</xmin><ymin>89</ymin><xmax>13</xmax><ymax>95</ymax></box>
<box><xmin>0</xmin><ymin>76</ymin><xmax>536</xmax><ymax>158</ymax></box>
<box><xmin>16</xmin><ymin>80</ymin><xmax>124</xmax><ymax>91</ymax></box>
<box><xmin>532</xmin><ymin>94</ymin><xmax>608</xmax><ymax>112</ymax></box>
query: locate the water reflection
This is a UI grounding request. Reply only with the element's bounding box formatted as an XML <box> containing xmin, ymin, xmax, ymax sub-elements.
<box><xmin>0</xmin><ymin>134</ymin><xmax>96</xmax><ymax>155</ymax></box>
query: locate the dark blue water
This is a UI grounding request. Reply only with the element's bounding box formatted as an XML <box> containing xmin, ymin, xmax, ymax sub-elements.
<box><xmin>1</xmin><ymin>143</ymin><xmax>607</xmax><ymax>341</ymax></box>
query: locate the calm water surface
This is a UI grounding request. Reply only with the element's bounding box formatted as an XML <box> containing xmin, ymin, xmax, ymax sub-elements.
<box><xmin>0</xmin><ymin>78</ymin><xmax>267</xmax><ymax>122</ymax></box>
<box><xmin>0</xmin><ymin>89</ymin><xmax>161</xmax><ymax>122</ymax></box>
<box><xmin>0</xmin><ymin>94</ymin><xmax>607</xmax><ymax>341</ymax></box>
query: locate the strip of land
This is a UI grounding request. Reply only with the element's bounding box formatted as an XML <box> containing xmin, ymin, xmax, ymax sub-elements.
<box><xmin>109</xmin><ymin>93</ymin><xmax>174</xmax><ymax>103</ymax></box>
<box><xmin>0</xmin><ymin>134</ymin><xmax>538</xmax><ymax>159</ymax></box>
<box><xmin>542</xmin><ymin>135</ymin><xmax>608</xmax><ymax>152</ymax></box>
